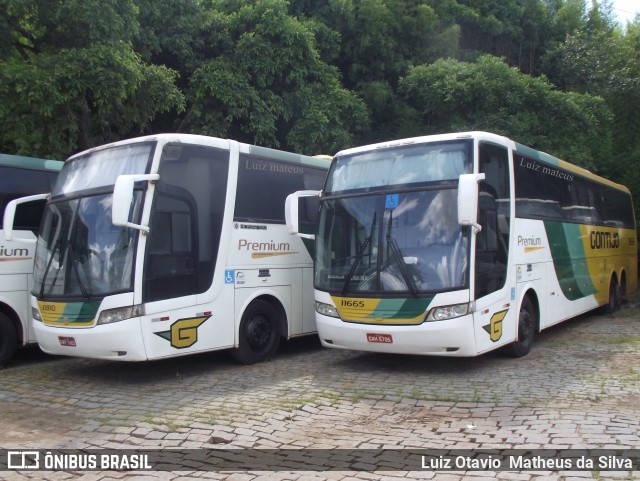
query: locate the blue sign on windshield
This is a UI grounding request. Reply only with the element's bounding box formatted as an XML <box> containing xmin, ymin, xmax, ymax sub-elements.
<box><xmin>385</xmin><ymin>194</ymin><xmax>399</xmax><ymax>209</ymax></box>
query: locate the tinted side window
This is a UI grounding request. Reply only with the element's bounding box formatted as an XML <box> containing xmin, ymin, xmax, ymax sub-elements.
<box><xmin>0</xmin><ymin>167</ymin><xmax>56</xmax><ymax>230</ymax></box>
<box><xmin>13</xmin><ymin>200</ymin><xmax>48</xmax><ymax>231</ymax></box>
<box><xmin>144</xmin><ymin>145</ymin><xmax>229</xmax><ymax>302</ymax></box>
<box><xmin>514</xmin><ymin>154</ymin><xmax>635</xmax><ymax>228</ymax></box>
<box><xmin>514</xmin><ymin>155</ymin><xmax>571</xmax><ymax>221</ymax></box>
<box><xmin>235</xmin><ymin>155</ymin><xmax>325</xmax><ymax>223</ymax></box>
<box><xmin>601</xmin><ymin>187</ymin><xmax>635</xmax><ymax>228</ymax></box>
<box><xmin>476</xmin><ymin>143</ymin><xmax>511</xmax><ymax>299</ymax></box>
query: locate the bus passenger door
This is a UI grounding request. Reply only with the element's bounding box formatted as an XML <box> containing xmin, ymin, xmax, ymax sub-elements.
<box><xmin>473</xmin><ymin>143</ymin><xmax>517</xmax><ymax>354</ymax></box>
<box><xmin>140</xmin><ymin>144</ymin><xmax>233</xmax><ymax>359</ymax></box>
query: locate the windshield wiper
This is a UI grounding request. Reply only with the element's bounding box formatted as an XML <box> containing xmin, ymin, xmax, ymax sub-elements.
<box><xmin>341</xmin><ymin>213</ymin><xmax>376</xmax><ymax>296</ymax></box>
<box><xmin>67</xmin><ymin>244</ymin><xmax>91</xmax><ymax>299</ymax></box>
<box><xmin>386</xmin><ymin>210</ymin><xmax>417</xmax><ymax>297</ymax></box>
<box><xmin>39</xmin><ymin>239</ymin><xmax>62</xmax><ymax>299</ymax></box>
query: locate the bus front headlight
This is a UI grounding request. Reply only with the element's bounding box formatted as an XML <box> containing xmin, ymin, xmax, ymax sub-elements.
<box><xmin>97</xmin><ymin>305</ymin><xmax>145</xmax><ymax>325</ymax></box>
<box><xmin>426</xmin><ymin>303</ymin><xmax>470</xmax><ymax>321</ymax></box>
<box><xmin>315</xmin><ymin>301</ymin><xmax>340</xmax><ymax>318</ymax></box>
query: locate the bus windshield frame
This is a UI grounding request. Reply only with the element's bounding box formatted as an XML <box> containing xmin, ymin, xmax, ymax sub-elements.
<box><xmin>316</xmin><ymin>140</ymin><xmax>473</xmax><ymax>296</ymax></box>
<box><xmin>32</xmin><ymin>142</ymin><xmax>155</xmax><ymax>300</ymax></box>
<box><xmin>324</xmin><ymin>140</ymin><xmax>472</xmax><ymax>195</ymax></box>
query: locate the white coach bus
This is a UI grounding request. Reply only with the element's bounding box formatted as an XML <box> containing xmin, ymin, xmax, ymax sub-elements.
<box><xmin>0</xmin><ymin>154</ymin><xmax>62</xmax><ymax>364</ymax></box>
<box><xmin>3</xmin><ymin>134</ymin><xmax>328</xmax><ymax>363</ymax></box>
<box><xmin>286</xmin><ymin>131</ymin><xmax>637</xmax><ymax>358</ymax></box>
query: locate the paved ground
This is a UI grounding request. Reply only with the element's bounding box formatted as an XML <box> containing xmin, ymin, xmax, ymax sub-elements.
<box><xmin>1</xmin><ymin>295</ymin><xmax>639</xmax><ymax>481</ymax></box>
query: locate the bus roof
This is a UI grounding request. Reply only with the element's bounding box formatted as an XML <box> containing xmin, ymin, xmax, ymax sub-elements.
<box><xmin>334</xmin><ymin>131</ymin><xmax>630</xmax><ymax>194</ymax></box>
<box><xmin>0</xmin><ymin>153</ymin><xmax>63</xmax><ymax>172</ymax></box>
<box><xmin>512</xmin><ymin>141</ymin><xmax>629</xmax><ymax>193</ymax></box>
<box><xmin>67</xmin><ymin>133</ymin><xmax>331</xmax><ymax>170</ymax></box>
<box><xmin>247</xmin><ymin>144</ymin><xmax>331</xmax><ymax>170</ymax></box>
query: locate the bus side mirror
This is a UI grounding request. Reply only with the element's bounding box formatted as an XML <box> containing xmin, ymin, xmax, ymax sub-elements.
<box><xmin>112</xmin><ymin>174</ymin><xmax>159</xmax><ymax>232</ymax></box>
<box><xmin>285</xmin><ymin>190</ymin><xmax>320</xmax><ymax>240</ymax></box>
<box><xmin>458</xmin><ymin>173</ymin><xmax>485</xmax><ymax>234</ymax></box>
<box><xmin>2</xmin><ymin>193</ymin><xmax>49</xmax><ymax>241</ymax></box>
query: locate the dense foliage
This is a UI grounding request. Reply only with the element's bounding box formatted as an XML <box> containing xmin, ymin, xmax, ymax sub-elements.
<box><xmin>1</xmin><ymin>0</ymin><xmax>639</xmax><ymax>215</ymax></box>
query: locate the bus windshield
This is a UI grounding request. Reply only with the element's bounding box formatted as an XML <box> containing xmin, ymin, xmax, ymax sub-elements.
<box><xmin>316</xmin><ymin>140</ymin><xmax>472</xmax><ymax>295</ymax></box>
<box><xmin>316</xmin><ymin>187</ymin><xmax>470</xmax><ymax>294</ymax></box>
<box><xmin>33</xmin><ymin>194</ymin><xmax>143</xmax><ymax>298</ymax></box>
<box><xmin>33</xmin><ymin>143</ymin><xmax>153</xmax><ymax>298</ymax></box>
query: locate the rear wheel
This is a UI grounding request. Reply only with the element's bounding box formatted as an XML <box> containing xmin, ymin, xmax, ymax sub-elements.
<box><xmin>620</xmin><ymin>275</ymin><xmax>628</xmax><ymax>304</ymax></box>
<box><xmin>0</xmin><ymin>313</ymin><xmax>18</xmax><ymax>366</ymax></box>
<box><xmin>231</xmin><ymin>300</ymin><xmax>281</xmax><ymax>364</ymax></box>
<box><xmin>604</xmin><ymin>277</ymin><xmax>621</xmax><ymax>314</ymax></box>
<box><xmin>504</xmin><ymin>296</ymin><xmax>535</xmax><ymax>358</ymax></box>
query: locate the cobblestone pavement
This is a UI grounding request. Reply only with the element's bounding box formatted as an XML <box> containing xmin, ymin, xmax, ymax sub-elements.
<box><xmin>1</xmin><ymin>296</ymin><xmax>639</xmax><ymax>481</ymax></box>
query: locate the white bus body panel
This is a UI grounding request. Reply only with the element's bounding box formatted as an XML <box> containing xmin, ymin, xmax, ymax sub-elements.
<box><xmin>513</xmin><ymin>218</ymin><xmax>600</xmax><ymax>330</ymax></box>
<box><xmin>33</xmin><ymin>225</ymin><xmax>316</xmax><ymax>360</ymax></box>
<box><xmin>30</xmin><ymin>135</ymin><xmax>324</xmax><ymax>361</ymax></box>
<box><xmin>0</xmin><ymin>230</ymin><xmax>38</xmax><ymax>345</ymax></box>
<box><xmin>34</xmin><ymin>316</ymin><xmax>147</xmax><ymax>360</ymax></box>
<box><xmin>315</xmin><ymin>290</ymin><xmax>480</xmax><ymax>356</ymax></box>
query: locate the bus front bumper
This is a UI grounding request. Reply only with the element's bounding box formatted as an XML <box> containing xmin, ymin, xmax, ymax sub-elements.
<box><xmin>33</xmin><ymin>319</ymin><xmax>148</xmax><ymax>361</ymax></box>
<box><xmin>316</xmin><ymin>313</ymin><xmax>477</xmax><ymax>356</ymax></box>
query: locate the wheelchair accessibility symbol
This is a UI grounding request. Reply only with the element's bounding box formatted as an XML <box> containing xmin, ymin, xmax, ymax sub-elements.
<box><xmin>385</xmin><ymin>194</ymin><xmax>399</xmax><ymax>209</ymax></box>
<box><xmin>225</xmin><ymin>270</ymin><xmax>235</xmax><ymax>284</ymax></box>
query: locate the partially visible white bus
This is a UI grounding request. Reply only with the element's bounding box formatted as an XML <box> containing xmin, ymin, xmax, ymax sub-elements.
<box><xmin>0</xmin><ymin>154</ymin><xmax>62</xmax><ymax>364</ymax></box>
<box><xmin>4</xmin><ymin>134</ymin><xmax>328</xmax><ymax>363</ymax></box>
<box><xmin>286</xmin><ymin>131</ymin><xmax>637</xmax><ymax>358</ymax></box>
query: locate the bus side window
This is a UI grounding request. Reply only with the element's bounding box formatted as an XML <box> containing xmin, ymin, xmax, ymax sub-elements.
<box><xmin>145</xmin><ymin>190</ymin><xmax>197</xmax><ymax>302</ymax></box>
<box><xmin>143</xmin><ymin>144</ymin><xmax>229</xmax><ymax>303</ymax></box>
<box><xmin>0</xmin><ymin>168</ymin><xmax>51</xmax><ymax>232</ymax></box>
<box><xmin>12</xmin><ymin>199</ymin><xmax>47</xmax><ymax>233</ymax></box>
<box><xmin>475</xmin><ymin>143</ymin><xmax>510</xmax><ymax>299</ymax></box>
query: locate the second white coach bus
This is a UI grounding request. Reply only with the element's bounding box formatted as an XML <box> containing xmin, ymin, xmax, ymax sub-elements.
<box><xmin>4</xmin><ymin>134</ymin><xmax>328</xmax><ymax>363</ymax></box>
<box><xmin>1</xmin><ymin>153</ymin><xmax>62</xmax><ymax>364</ymax></box>
<box><xmin>286</xmin><ymin>131</ymin><xmax>637</xmax><ymax>358</ymax></box>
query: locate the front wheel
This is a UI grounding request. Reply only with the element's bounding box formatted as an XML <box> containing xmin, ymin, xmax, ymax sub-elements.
<box><xmin>504</xmin><ymin>296</ymin><xmax>536</xmax><ymax>358</ymax></box>
<box><xmin>0</xmin><ymin>313</ymin><xmax>18</xmax><ymax>366</ymax></box>
<box><xmin>231</xmin><ymin>300</ymin><xmax>281</xmax><ymax>364</ymax></box>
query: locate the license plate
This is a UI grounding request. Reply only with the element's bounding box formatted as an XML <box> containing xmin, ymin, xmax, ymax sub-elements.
<box><xmin>58</xmin><ymin>336</ymin><xmax>76</xmax><ymax>347</ymax></box>
<box><xmin>367</xmin><ymin>333</ymin><xmax>393</xmax><ymax>344</ymax></box>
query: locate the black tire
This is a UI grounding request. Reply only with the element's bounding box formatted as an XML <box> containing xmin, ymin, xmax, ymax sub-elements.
<box><xmin>504</xmin><ymin>296</ymin><xmax>535</xmax><ymax>358</ymax></box>
<box><xmin>604</xmin><ymin>277</ymin><xmax>621</xmax><ymax>314</ymax></box>
<box><xmin>231</xmin><ymin>300</ymin><xmax>281</xmax><ymax>364</ymax></box>
<box><xmin>620</xmin><ymin>275</ymin><xmax>628</xmax><ymax>304</ymax></box>
<box><xmin>0</xmin><ymin>313</ymin><xmax>18</xmax><ymax>366</ymax></box>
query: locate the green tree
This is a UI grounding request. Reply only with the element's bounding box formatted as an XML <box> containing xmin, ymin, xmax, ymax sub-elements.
<box><xmin>542</xmin><ymin>24</ymin><xmax>640</xmax><ymax>181</ymax></box>
<box><xmin>184</xmin><ymin>0</ymin><xmax>368</xmax><ymax>155</ymax></box>
<box><xmin>133</xmin><ymin>0</ymin><xmax>210</xmax><ymax>80</ymax></box>
<box><xmin>399</xmin><ymin>55</ymin><xmax>612</xmax><ymax>168</ymax></box>
<box><xmin>0</xmin><ymin>0</ymin><xmax>184</xmax><ymax>158</ymax></box>
<box><xmin>546</xmin><ymin>0</ymin><xmax>587</xmax><ymax>39</ymax></box>
<box><xmin>291</xmin><ymin>0</ymin><xmax>450</xmax><ymax>88</ymax></box>
<box><xmin>289</xmin><ymin>0</ymin><xmax>458</xmax><ymax>143</ymax></box>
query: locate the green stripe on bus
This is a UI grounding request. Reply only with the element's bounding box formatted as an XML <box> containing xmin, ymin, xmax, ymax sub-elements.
<box><xmin>545</xmin><ymin>221</ymin><xmax>597</xmax><ymax>301</ymax></box>
<box><xmin>365</xmin><ymin>297</ymin><xmax>433</xmax><ymax>319</ymax></box>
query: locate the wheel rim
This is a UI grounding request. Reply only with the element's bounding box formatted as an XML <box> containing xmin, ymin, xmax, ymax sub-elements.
<box><xmin>246</xmin><ymin>314</ymin><xmax>272</xmax><ymax>351</ymax></box>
